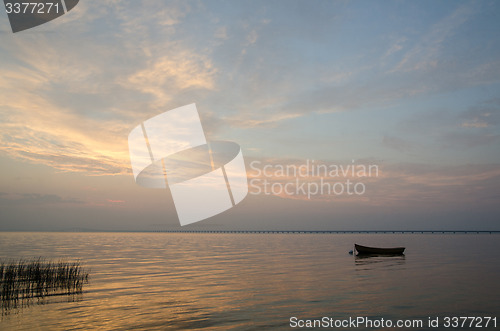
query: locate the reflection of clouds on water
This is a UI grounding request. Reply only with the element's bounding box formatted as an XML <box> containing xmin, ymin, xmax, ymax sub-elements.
<box><xmin>2</xmin><ymin>294</ymin><xmax>83</xmax><ymax>316</ymax></box>
<box><xmin>0</xmin><ymin>233</ymin><xmax>498</xmax><ymax>328</ymax></box>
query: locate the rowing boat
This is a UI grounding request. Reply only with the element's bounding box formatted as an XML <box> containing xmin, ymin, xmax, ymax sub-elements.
<box><xmin>354</xmin><ymin>244</ymin><xmax>405</xmax><ymax>255</ymax></box>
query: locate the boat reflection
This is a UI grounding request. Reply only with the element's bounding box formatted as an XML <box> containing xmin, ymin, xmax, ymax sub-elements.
<box><xmin>354</xmin><ymin>254</ymin><xmax>406</xmax><ymax>270</ymax></box>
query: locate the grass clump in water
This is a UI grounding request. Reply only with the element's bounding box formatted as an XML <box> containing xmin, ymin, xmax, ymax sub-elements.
<box><xmin>0</xmin><ymin>258</ymin><xmax>89</xmax><ymax>306</ymax></box>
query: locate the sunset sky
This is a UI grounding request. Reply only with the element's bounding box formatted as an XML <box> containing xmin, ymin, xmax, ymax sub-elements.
<box><xmin>1</xmin><ymin>0</ymin><xmax>499</xmax><ymax>231</ymax></box>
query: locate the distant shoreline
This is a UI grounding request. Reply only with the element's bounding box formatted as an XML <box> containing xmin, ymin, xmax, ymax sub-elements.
<box><xmin>1</xmin><ymin>230</ymin><xmax>499</xmax><ymax>234</ymax></box>
<box><xmin>149</xmin><ymin>230</ymin><xmax>500</xmax><ymax>234</ymax></box>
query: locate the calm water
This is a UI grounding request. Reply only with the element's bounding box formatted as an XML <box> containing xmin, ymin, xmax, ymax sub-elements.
<box><xmin>0</xmin><ymin>232</ymin><xmax>499</xmax><ymax>330</ymax></box>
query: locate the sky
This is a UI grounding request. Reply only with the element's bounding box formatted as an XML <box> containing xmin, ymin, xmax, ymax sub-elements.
<box><xmin>0</xmin><ymin>0</ymin><xmax>499</xmax><ymax>231</ymax></box>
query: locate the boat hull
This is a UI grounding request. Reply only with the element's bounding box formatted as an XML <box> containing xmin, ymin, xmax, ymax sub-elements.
<box><xmin>354</xmin><ymin>244</ymin><xmax>405</xmax><ymax>255</ymax></box>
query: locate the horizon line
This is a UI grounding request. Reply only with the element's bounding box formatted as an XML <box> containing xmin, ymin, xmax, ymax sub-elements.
<box><xmin>1</xmin><ymin>230</ymin><xmax>499</xmax><ymax>234</ymax></box>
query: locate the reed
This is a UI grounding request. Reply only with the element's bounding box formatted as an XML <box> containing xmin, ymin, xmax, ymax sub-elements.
<box><xmin>0</xmin><ymin>258</ymin><xmax>89</xmax><ymax>306</ymax></box>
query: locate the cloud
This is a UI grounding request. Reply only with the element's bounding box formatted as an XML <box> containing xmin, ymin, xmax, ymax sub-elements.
<box><xmin>246</xmin><ymin>157</ymin><xmax>381</xmax><ymax>202</ymax></box>
<box><xmin>0</xmin><ymin>84</ymin><xmax>132</xmax><ymax>175</ymax></box>
<box><xmin>391</xmin><ymin>3</ymin><xmax>475</xmax><ymax>73</ymax></box>
<box><xmin>382</xmin><ymin>136</ymin><xmax>415</xmax><ymax>153</ymax></box>
<box><xmin>124</xmin><ymin>51</ymin><xmax>217</xmax><ymax>108</ymax></box>
<box><xmin>460</xmin><ymin>100</ymin><xmax>500</xmax><ymax>129</ymax></box>
<box><xmin>0</xmin><ymin>1</ymin><xmax>212</xmax><ymax>176</ymax></box>
<box><xmin>246</xmin><ymin>156</ymin><xmax>500</xmax><ymax>210</ymax></box>
<box><xmin>224</xmin><ymin>112</ymin><xmax>303</xmax><ymax>129</ymax></box>
<box><xmin>391</xmin><ymin>100</ymin><xmax>500</xmax><ymax>151</ymax></box>
<box><xmin>246</xmin><ymin>30</ymin><xmax>258</xmax><ymax>45</ymax></box>
<box><xmin>461</xmin><ymin>119</ymin><xmax>489</xmax><ymax>128</ymax></box>
<box><xmin>214</xmin><ymin>26</ymin><xmax>228</xmax><ymax>40</ymax></box>
<box><xmin>0</xmin><ymin>193</ymin><xmax>84</xmax><ymax>205</ymax></box>
<box><xmin>440</xmin><ymin>132</ymin><xmax>500</xmax><ymax>148</ymax></box>
<box><xmin>384</xmin><ymin>37</ymin><xmax>407</xmax><ymax>58</ymax></box>
<box><xmin>107</xmin><ymin>199</ymin><xmax>125</xmax><ymax>203</ymax></box>
<box><xmin>0</xmin><ymin>23</ymin><xmax>141</xmax><ymax>175</ymax></box>
<box><xmin>1</xmin><ymin>1</ymin><xmax>499</xmax><ymax>180</ymax></box>
<box><xmin>374</xmin><ymin>163</ymin><xmax>500</xmax><ymax>207</ymax></box>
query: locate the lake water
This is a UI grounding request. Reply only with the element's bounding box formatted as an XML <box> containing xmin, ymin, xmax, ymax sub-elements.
<box><xmin>0</xmin><ymin>232</ymin><xmax>499</xmax><ymax>330</ymax></box>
